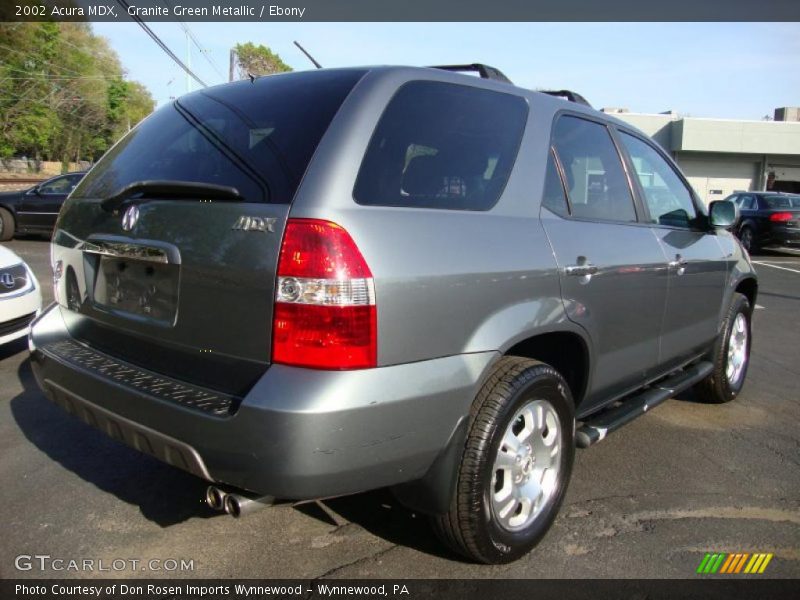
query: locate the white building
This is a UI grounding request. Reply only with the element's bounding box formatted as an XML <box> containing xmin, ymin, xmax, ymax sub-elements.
<box><xmin>602</xmin><ymin>107</ymin><xmax>800</xmax><ymax>204</ymax></box>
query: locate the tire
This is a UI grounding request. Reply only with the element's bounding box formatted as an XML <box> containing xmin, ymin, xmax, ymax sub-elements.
<box><xmin>694</xmin><ymin>293</ymin><xmax>752</xmax><ymax>404</ymax></box>
<box><xmin>739</xmin><ymin>226</ymin><xmax>758</xmax><ymax>254</ymax></box>
<box><xmin>433</xmin><ymin>356</ymin><xmax>575</xmax><ymax>564</ymax></box>
<box><xmin>0</xmin><ymin>207</ymin><xmax>14</xmax><ymax>241</ymax></box>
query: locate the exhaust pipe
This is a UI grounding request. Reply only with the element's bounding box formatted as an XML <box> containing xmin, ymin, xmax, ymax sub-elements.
<box><xmin>223</xmin><ymin>492</ymin><xmax>275</xmax><ymax>518</ymax></box>
<box><xmin>205</xmin><ymin>486</ymin><xmax>227</xmax><ymax>511</ymax></box>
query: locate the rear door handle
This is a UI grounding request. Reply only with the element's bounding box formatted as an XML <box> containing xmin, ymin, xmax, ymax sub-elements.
<box><xmin>564</xmin><ymin>264</ymin><xmax>599</xmax><ymax>277</ymax></box>
<box><xmin>668</xmin><ymin>254</ymin><xmax>688</xmax><ymax>275</ymax></box>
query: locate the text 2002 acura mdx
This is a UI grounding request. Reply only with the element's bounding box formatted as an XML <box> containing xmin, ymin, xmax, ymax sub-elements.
<box><xmin>30</xmin><ymin>65</ymin><xmax>756</xmax><ymax>564</ymax></box>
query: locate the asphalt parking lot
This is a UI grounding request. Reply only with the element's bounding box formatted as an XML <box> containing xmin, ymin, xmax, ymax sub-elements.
<box><xmin>1</xmin><ymin>238</ymin><xmax>798</xmax><ymax>579</ymax></box>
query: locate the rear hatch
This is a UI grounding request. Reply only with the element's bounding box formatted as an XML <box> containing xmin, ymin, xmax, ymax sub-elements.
<box><xmin>51</xmin><ymin>69</ymin><xmax>366</xmax><ymax>397</ymax></box>
<box><xmin>768</xmin><ymin>209</ymin><xmax>800</xmax><ymax>229</ymax></box>
<box><xmin>763</xmin><ymin>194</ymin><xmax>800</xmax><ymax>240</ymax></box>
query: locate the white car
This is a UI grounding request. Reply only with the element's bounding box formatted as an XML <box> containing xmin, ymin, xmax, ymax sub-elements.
<box><xmin>0</xmin><ymin>245</ymin><xmax>42</xmax><ymax>346</ymax></box>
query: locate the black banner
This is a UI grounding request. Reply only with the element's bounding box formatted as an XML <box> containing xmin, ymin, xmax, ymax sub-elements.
<box><xmin>3</xmin><ymin>579</ymin><xmax>800</xmax><ymax>600</ymax></box>
<box><xmin>1</xmin><ymin>0</ymin><xmax>799</xmax><ymax>22</ymax></box>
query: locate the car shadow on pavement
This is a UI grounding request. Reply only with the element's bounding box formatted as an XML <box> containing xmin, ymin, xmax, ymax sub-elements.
<box><xmin>11</xmin><ymin>355</ymin><xmax>463</xmax><ymax>557</ymax></box>
<box><xmin>10</xmin><ymin>357</ymin><xmax>219</xmax><ymax>527</ymax></box>
<box><xmin>752</xmin><ymin>247</ymin><xmax>800</xmax><ymax>258</ymax></box>
<box><xmin>669</xmin><ymin>388</ymin><xmax>704</xmax><ymax>404</ymax></box>
<box><xmin>758</xmin><ymin>290</ymin><xmax>799</xmax><ymax>302</ymax></box>
<box><xmin>296</xmin><ymin>489</ymin><xmax>461</xmax><ymax>561</ymax></box>
<box><xmin>0</xmin><ymin>337</ymin><xmax>27</xmax><ymax>362</ymax></box>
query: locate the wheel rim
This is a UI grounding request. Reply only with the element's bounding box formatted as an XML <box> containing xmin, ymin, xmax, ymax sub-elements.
<box><xmin>491</xmin><ymin>398</ymin><xmax>562</xmax><ymax>532</ymax></box>
<box><xmin>741</xmin><ymin>229</ymin><xmax>752</xmax><ymax>250</ymax></box>
<box><xmin>726</xmin><ymin>312</ymin><xmax>748</xmax><ymax>385</ymax></box>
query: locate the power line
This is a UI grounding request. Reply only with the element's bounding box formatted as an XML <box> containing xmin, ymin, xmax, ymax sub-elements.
<box><xmin>0</xmin><ymin>43</ymin><xmax>90</xmax><ymax>79</ymax></box>
<box><xmin>3</xmin><ymin>76</ymin><xmax>110</xmax><ymax>80</ymax></box>
<box><xmin>160</xmin><ymin>1</ymin><xmax>226</xmax><ymax>83</ymax></box>
<box><xmin>56</xmin><ymin>33</ymin><xmax>117</xmax><ymax>64</ymax></box>
<box><xmin>179</xmin><ymin>21</ymin><xmax>226</xmax><ymax>82</ymax></box>
<box><xmin>115</xmin><ymin>0</ymin><xmax>207</xmax><ymax>88</ymax></box>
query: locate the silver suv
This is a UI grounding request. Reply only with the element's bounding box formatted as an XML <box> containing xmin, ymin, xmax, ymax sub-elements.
<box><xmin>30</xmin><ymin>65</ymin><xmax>756</xmax><ymax>564</ymax></box>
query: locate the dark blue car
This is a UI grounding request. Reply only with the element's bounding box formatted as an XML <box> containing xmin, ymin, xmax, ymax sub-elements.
<box><xmin>727</xmin><ymin>191</ymin><xmax>800</xmax><ymax>252</ymax></box>
<box><xmin>0</xmin><ymin>172</ymin><xmax>86</xmax><ymax>241</ymax></box>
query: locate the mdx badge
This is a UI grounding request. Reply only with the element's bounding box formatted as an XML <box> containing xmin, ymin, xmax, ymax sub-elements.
<box><xmin>121</xmin><ymin>205</ymin><xmax>140</xmax><ymax>231</ymax></box>
<box><xmin>232</xmin><ymin>216</ymin><xmax>277</xmax><ymax>232</ymax></box>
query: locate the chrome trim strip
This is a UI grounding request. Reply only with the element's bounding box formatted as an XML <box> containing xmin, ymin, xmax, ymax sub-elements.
<box><xmin>82</xmin><ymin>240</ymin><xmax>170</xmax><ymax>264</ymax></box>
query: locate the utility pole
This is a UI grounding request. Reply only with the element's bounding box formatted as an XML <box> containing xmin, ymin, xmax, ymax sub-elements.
<box><xmin>229</xmin><ymin>48</ymin><xmax>237</xmax><ymax>82</ymax></box>
<box><xmin>186</xmin><ymin>30</ymin><xmax>191</xmax><ymax>92</ymax></box>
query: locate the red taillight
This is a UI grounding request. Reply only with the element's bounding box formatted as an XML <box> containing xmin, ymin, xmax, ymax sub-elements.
<box><xmin>272</xmin><ymin>219</ymin><xmax>376</xmax><ymax>369</ymax></box>
<box><xmin>769</xmin><ymin>212</ymin><xmax>793</xmax><ymax>223</ymax></box>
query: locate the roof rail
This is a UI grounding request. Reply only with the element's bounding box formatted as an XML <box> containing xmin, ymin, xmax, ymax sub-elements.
<box><xmin>429</xmin><ymin>64</ymin><xmax>513</xmax><ymax>84</ymax></box>
<box><xmin>540</xmin><ymin>89</ymin><xmax>592</xmax><ymax>108</ymax></box>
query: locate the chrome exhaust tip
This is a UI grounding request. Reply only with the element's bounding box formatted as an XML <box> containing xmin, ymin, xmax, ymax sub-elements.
<box><xmin>205</xmin><ymin>486</ymin><xmax>227</xmax><ymax>511</ymax></box>
<box><xmin>223</xmin><ymin>492</ymin><xmax>275</xmax><ymax>518</ymax></box>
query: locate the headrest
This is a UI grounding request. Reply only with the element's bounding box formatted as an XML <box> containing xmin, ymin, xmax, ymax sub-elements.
<box><xmin>402</xmin><ymin>155</ymin><xmax>443</xmax><ymax>195</ymax></box>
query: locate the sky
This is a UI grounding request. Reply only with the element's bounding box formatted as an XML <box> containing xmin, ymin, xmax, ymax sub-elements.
<box><xmin>91</xmin><ymin>22</ymin><xmax>800</xmax><ymax>120</ymax></box>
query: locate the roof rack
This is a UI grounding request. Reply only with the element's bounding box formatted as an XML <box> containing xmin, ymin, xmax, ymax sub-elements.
<box><xmin>429</xmin><ymin>64</ymin><xmax>513</xmax><ymax>84</ymax></box>
<box><xmin>540</xmin><ymin>89</ymin><xmax>592</xmax><ymax>108</ymax></box>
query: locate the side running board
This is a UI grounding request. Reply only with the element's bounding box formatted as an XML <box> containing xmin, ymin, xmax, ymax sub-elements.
<box><xmin>575</xmin><ymin>361</ymin><xmax>714</xmax><ymax>448</ymax></box>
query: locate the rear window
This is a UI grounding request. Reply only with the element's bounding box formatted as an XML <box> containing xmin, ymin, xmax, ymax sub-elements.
<box><xmin>73</xmin><ymin>69</ymin><xmax>366</xmax><ymax>203</ymax></box>
<box><xmin>353</xmin><ymin>81</ymin><xmax>528</xmax><ymax>211</ymax></box>
<box><xmin>762</xmin><ymin>195</ymin><xmax>800</xmax><ymax>209</ymax></box>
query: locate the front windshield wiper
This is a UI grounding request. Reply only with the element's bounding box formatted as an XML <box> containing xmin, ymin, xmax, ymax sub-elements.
<box><xmin>101</xmin><ymin>180</ymin><xmax>242</xmax><ymax>212</ymax></box>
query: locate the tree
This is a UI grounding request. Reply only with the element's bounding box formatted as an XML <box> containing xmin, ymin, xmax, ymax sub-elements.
<box><xmin>233</xmin><ymin>42</ymin><xmax>292</xmax><ymax>78</ymax></box>
<box><xmin>0</xmin><ymin>22</ymin><xmax>155</xmax><ymax>166</ymax></box>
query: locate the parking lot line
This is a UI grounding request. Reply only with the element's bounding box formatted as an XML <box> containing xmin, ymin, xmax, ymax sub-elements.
<box><xmin>752</xmin><ymin>262</ymin><xmax>800</xmax><ymax>275</ymax></box>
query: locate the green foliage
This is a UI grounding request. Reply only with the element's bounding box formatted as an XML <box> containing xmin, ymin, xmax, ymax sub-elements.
<box><xmin>0</xmin><ymin>23</ymin><xmax>155</xmax><ymax>164</ymax></box>
<box><xmin>233</xmin><ymin>42</ymin><xmax>292</xmax><ymax>77</ymax></box>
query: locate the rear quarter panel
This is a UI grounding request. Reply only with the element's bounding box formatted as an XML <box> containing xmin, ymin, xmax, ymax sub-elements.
<box><xmin>290</xmin><ymin>69</ymin><xmax>581</xmax><ymax>366</ymax></box>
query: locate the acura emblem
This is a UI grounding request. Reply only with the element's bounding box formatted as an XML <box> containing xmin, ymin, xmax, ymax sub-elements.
<box><xmin>0</xmin><ymin>272</ymin><xmax>13</xmax><ymax>289</ymax></box>
<box><xmin>121</xmin><ymin>205</ymin><xmax>140</xmax><ymax>231</ymax></box>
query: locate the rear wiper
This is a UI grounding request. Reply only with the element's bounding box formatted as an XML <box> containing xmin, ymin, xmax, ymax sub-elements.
<box><xmin>101</xmin><ymin>180</ymin><xmax>242</xmax><ymax>212</ymax></box>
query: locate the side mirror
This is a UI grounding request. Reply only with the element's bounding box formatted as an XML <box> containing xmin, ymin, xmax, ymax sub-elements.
<box><xmin>708</xmin><ymin>200</ymin><xmax>738</xmax><ymax>229</ymax></box>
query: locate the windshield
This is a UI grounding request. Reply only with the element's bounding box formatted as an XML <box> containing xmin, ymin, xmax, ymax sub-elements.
<box><xmin>72</xmin><ymin>69</ymin><xmax>366</xmax><ymax>203</ymax></box>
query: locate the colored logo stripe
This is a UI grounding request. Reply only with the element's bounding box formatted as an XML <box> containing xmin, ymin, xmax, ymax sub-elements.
<box><xmin>697</xmin><ymin>553</ymin><xmax>727</xmax><ymax>573</ymax></box>
<box><xmin>745</xmin><ymin>553</ymin><xmax>774</xmax><ymax>574</ymax></box>
<box><xmin>698</xmin><ymin>552</ymin><xmax>774</xmax><ymax>574</ymax></box>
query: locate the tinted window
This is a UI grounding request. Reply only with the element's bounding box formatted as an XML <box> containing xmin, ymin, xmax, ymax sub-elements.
<box><xmin>763</xmin><ymin>194</ymin><xmax>800</xmax><ymax>209</ymax></box>
<box><xmin>619</xmin><ymin>132</ymin><xmax>697</xmax><ymax>228</ymax></box>
<box><xmin>73</xmin><ymin>70</ymin><xmax>366</xmax><ymax>203</ymax></box>
<box><xmin>39</xmin><ymin>175</ymin><xmax>75</xmax><ymax>194</ymax></box>
<box><xmin>552</xmin><ymin>116</ymin><xmax>636</xmax><ymax>223</ymax></box>
<box><xmin>354</xmin><ymin>81</ymin><xmax>528</xmax><ymax>211</ymax></box>
<box><xmin>541</xmin><ymin>150</ymin><xmax>569</xmax><ymax>217</ymax></box>
<box><xmin>739</xmin><ymin>194</ymin><xmax>755</xmax><ymax>210</ymax></box>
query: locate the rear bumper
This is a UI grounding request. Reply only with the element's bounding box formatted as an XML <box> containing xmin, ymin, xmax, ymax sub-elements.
<box><xmin>29</xmin><ymin>304</ymin><xmax>494</xmax><ymax>498</ymax></box>
<box><xmin>762</xmin><ymin>226</ymin><xmax>800</xmax><ymax>246</ymax></box>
